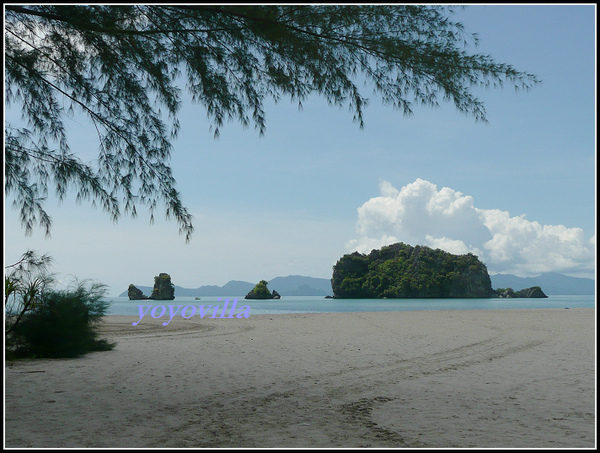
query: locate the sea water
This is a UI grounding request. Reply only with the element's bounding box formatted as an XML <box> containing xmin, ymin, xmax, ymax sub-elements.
<box><xmin>105</xmin><ymin>294</ymin><xmax>595</xmax><ymax>316</ymax></box>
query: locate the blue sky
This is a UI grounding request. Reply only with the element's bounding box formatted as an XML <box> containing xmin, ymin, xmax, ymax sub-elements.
<box><xmin>4</xmin><ymin>5</ymin><xmax>596</xmax><ymax>296</ymax></box>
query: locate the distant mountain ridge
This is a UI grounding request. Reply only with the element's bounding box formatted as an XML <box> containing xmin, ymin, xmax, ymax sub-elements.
<box><xmin>118</xmin><ymin>273</ymin><xmax>594</xmax><ymax>298</ymax></box>
<box><xmin>118</xmin><ymin>275</ymin><xmax>333</xmax><ymax>298</ymax></box>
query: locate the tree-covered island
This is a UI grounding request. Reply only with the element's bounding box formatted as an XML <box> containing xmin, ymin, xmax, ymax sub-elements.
<box><xmin>245</xmin><ymin>280</ymin><xmax>281</xmax><ymax>300</ymax></box>
<box><xmin>332</xmin><ymin>242</ymin><xmax>522</xmax><ymax>299</ymax></box>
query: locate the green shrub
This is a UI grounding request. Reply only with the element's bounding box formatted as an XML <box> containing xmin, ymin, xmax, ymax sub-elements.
<box><xmin>9</xmin><ymin>281</ymin><xmax>115</xmax><ymax>358</ymax></box>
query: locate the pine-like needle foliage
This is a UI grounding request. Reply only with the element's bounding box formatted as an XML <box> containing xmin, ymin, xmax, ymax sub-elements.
<box><xmin>5</xmin><ymin>5</ymin><xmax>539</xmax><ymax>240</ymax></box>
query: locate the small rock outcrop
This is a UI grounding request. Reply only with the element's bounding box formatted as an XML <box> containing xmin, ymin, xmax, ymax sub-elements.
<box><xmin>149</xmin><ymin>273</ymin><xmax>175</xmax><ymax>300</ymax></box>
<box><xmin>128</xmin><ymin>284</ymin><xmax>149</xmax><ymax>300</ymax></box>
<box><xmin>496</xmin><ymin>286</ymin><xmax>548</xmax><ymax>298</ymax></box>
<box><xmin>127</xmin><ymin>273</ymin><xmax>175</xmax><ymax>300</ymax></box>
<box><xmin>245</xmin><ymin>280</ymin><xmax>281</xmax><ymax>300</ymax></box>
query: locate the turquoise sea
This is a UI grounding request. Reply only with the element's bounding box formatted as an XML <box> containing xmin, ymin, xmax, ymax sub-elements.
<box><xmin>106</xmin><ymin>295</ymin><xmax>595</xmax><ymax>316</ymax></box>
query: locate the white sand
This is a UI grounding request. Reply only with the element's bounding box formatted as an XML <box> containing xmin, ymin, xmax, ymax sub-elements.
<box><xmin>4</xmin><ymin>308</ymin><xmax>596</xmax><ymax>448</ymax></box>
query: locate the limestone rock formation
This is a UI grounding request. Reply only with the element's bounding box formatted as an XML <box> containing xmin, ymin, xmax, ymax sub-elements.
<box><xmin>127</xmin><ymin>284</ymin><xmax>149</xmax><ymax>300</ymax></box>
<box><xmin>149</xmin><ymin>273</ymin><xmax>175</xmax><ymax>300</ymax></box>
<box><xmin>245</xmin><ymin>280</ymin><xmax>281</xmax><ymax>300</ymax></box>
<box><xmin>127</xmin><ymin>273</ymin><xmax>175</xmax><ymax>300</ymax></box>
<box><xmin>331</xmin><ymin>242</ymin><xmax>496</xmax><ymax>298</ymax></box>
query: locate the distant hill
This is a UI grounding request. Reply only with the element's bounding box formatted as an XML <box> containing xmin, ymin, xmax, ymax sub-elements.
<box><xmin>181</xmin><ymin>280</ymin><xmax>256</xmax><ymax>297</ymax></box>
<box><xmin>267</xmin><ymin>275</ymin><xmax>332</xmax><ymax>296</ymax></box>
<box><xmin>118</xmin><ymin>275</ymin><xmax>333</xmax><ymax>298</ymax></box>
<box><xmin>490</xmin><ymin>272</ymin><xmax>595</xmax><ymax>295</ymax></box>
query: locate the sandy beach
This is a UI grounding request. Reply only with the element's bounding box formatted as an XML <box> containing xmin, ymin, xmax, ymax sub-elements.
<box><xmin>4</xmin><ymin>308</ymin><xmax>596</xmax><ymax>448</ymax></box>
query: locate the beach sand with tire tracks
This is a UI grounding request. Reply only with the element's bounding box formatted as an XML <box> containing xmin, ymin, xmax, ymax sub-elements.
<box><xmin>4</xmin><ymin>308</ymin><xmax>596</xmax><ymax>448</ymax></box>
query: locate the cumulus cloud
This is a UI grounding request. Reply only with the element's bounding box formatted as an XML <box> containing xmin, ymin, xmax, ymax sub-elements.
<box><xmin>347</xmin><ymin>179</ymin><xmax>595</xmax><ymax>277</ymax></box>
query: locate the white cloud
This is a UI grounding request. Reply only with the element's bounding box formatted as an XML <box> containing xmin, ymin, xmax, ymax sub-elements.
<box><xmin>348</xmin><ymin>179</ymin><xmax>595</xmax><ymax>277</ymax></box>
<box><xmin>346</xmin><ymin>234</ymin><xmax>400</xmax><ymax>255</ymax></box>
<box><xmin>425</xmin><ymin>235</ymin><xmax>483</xmax><ymax>257</ymax></box>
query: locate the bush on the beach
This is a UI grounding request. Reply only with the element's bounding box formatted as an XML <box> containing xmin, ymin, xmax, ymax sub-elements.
<box><xmin>8</xmin><ymin>281</ymin><xmax>115</xmax><ymax>358</ymax></box>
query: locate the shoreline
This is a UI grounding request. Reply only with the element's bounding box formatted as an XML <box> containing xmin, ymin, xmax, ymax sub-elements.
<box><xmin>5</xmin><ymin>308</ymin><xmax>596</xmax><ymax>448</ymax></box>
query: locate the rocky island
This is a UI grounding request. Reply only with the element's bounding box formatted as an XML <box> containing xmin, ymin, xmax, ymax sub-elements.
<box><xmin>496</xmin><ymin>286</ymin><xmax>548</xmax><ymax>298</ymax></box>
<box><xmin>127</xmin><ymin>284</ymin><xmax>149</xmax><ymax>300</ymax></box>
<box><xmin>332</xmin><ymin>242</ymin><xmax>497</xmax><ymax>298</ymax></box>
<box><xmin>128</xmin><ymin>273</ymin><xmax>175</xmax><ymax>300</ymax></box>
<box><xmin>244</xmin><ymin>280</ymin><xmax>281</xmax><ymax>300</ymax></box>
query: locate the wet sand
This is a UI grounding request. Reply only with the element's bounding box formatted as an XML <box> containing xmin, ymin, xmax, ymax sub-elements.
<box><xmin>4</xmin><ymin>308</ymin><xmax>596</xmax><ymax>448</ymax></box>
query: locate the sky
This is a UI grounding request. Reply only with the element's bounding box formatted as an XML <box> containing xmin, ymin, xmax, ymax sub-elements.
<box><xmin>4</xmin><ymin>4</ymin><xmax>597</xmax><ymax>296</ymax></box>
